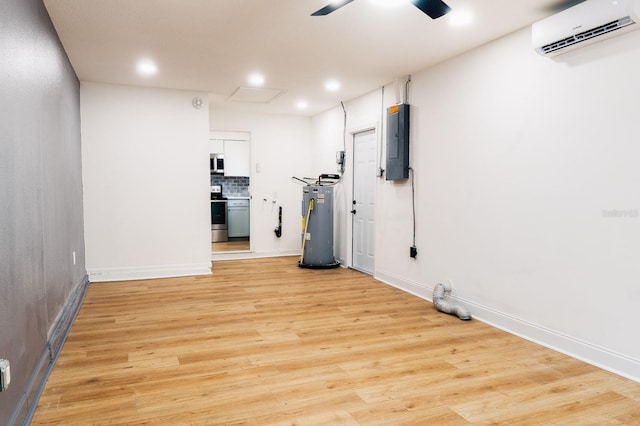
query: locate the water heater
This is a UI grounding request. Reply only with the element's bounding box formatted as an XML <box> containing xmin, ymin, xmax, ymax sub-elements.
<box><xmin>299</xmin><ymin>185</ymin><xmax>340</xmax><ymax>268</ymax></box>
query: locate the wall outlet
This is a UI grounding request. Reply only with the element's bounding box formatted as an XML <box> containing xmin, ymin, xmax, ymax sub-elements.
<box><xmin>0</xmin><ymin>359</ymin><xmax>10</xmax><ymax>392</ymax></box>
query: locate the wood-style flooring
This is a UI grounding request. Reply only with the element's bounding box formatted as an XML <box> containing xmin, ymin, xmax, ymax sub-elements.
<box><xmin>212</xmin><ymin>240</ymin><xmax>250</xmax><ymax>252</ymax></box>
<box><xmin>32</xmin><ymin>257</ymin><xmax>640</xmax><ymax>424</ymax></box>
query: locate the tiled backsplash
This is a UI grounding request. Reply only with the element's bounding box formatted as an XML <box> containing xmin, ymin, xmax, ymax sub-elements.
<box><xmin>211</xmin><ymin>175</ymin><xmax>250</xmax><ymax>197</ymax></box>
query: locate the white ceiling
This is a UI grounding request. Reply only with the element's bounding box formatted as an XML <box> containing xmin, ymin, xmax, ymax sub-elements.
<box><xmin>43</xmin><ymin>0</ymin><xmax>571</xmax><ymax>116</ymax></box>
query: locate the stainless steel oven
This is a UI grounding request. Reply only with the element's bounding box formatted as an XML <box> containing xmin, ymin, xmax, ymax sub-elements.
<box><xmin>211</xmin><ymin>185</ymin><xmax>228</xmax><ymax>242</ymax></box>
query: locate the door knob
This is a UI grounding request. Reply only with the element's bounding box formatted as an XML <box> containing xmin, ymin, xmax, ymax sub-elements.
<box><xmin>350</xmin><ymin>209</ymin><xmax>357</xmax><ymax>214</ymax></box>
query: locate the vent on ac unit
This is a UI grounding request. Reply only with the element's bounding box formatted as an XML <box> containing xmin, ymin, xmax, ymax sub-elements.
<box><xmin>532</xmin><ymin>0</ymin><xmax>640</xmax><ymax>56</ymax></box>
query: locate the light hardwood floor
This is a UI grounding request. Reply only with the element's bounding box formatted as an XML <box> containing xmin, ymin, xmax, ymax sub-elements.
<box><xmin>33</xmin><ymin>257</ymin><xmax>640</xmax><ymax>424</ymax></box>
<box><xmin>212</xmin><ymin>240</ymin><xmax>250</xmax><ymax>252</ymax></box>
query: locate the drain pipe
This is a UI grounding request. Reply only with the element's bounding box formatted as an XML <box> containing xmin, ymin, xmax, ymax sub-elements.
<box><xmin>433</xmin><ymin>283</ymin><xmax>471</xmax><ymax>321</ymax></box>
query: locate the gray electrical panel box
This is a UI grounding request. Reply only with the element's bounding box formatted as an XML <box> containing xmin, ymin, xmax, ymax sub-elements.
<box><xmin>386</xmin><ymin>103</ymin><xmax>410</xmax><ymax>180</ymax></box>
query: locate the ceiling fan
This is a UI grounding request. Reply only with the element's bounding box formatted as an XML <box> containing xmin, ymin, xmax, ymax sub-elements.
<box><xmin>311</xmin><ymin>0</ymin><xmax>452</xmax><ymax>19</ymax></box>
<box><xmin>542</xmin><ymin>0</ymin><xmax>587</xmax><ymax>12</ymax></box>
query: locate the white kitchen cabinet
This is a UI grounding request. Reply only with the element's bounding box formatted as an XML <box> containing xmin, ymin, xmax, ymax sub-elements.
<box><xmin>224</xmin><ymin>140</ymin><xmax>250</xmax><ymax>177</ymax></box>
<box><xmin>208</xmin><ymin>139</ymin><xmax>224</xmax><ymax>155</ymax></box>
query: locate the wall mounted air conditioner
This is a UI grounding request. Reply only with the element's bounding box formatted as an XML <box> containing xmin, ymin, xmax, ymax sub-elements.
<box><xmin>532</xmin><ymin>0</ymin><xmax>640</xmax><ymax>56</ymax></box>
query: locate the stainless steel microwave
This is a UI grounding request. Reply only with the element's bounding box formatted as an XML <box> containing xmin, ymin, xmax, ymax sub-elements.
<box><xmin>210</xmin><ymin>154</ymin><xmax>224</xmax><ymax>175</ymax></box>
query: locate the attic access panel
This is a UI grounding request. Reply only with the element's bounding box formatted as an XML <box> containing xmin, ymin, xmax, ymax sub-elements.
<box><xmin>229</xmin><ymin>87</ymin><xmax>285</xmax><ymax>103</ymax></box>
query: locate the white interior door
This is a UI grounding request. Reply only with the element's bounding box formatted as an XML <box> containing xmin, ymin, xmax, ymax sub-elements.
<box><xmin>352</xmin><ymin>129</ymin><xmax>376</xmax><ymax>274</ymax></box>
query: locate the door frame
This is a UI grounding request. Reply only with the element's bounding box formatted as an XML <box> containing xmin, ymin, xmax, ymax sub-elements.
<box><xmin>209</xmin><ymin>130</ymin><xmax>252</xmax><ymax>256</ymax></box>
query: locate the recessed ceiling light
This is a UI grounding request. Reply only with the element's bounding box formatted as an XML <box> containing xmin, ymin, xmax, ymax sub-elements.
<box><xmin>136</xmin><ymin>59</ymin><xmax>158</xmax><ymax>77</ymax></box>
<box><xmin>325</xmin><ymin>79</ymin><xmax>341</xmax><ymax>92</ymax></box>
<box><xmin>449</xmin><ymin>9</ymin><xmax>473</xmax><ymax>27</ymax></box>
<box><xmin>296</xmin><ymin>101</ymin><xmax>309</xmax><ymax>110</ymax></box>
<box><xmin>248</xmin><ymin>73</ymin><xmax>265</xmax><ymax>86</ymax></box>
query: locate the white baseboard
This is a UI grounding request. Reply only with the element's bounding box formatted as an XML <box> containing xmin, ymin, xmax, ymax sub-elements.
<box><xmin>88</xmin><ymin>263</ymin><xmax>212</xmax><ymax>282</ymax></box>
<box><xmin>376</xmin><ymin>270</ymin><xmax>434</xmax><ymax>301</ymax></box>
<box><xmin>375</xmin><ymin>269</ymin><xmax>640</xmax><ymax>383</ymax></box>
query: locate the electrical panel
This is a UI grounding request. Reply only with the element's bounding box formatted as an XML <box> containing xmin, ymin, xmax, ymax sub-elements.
<box><xmin>386</xmin><ymin>103</ymin><xmax>410</xmax><ymax>180</ymax></box>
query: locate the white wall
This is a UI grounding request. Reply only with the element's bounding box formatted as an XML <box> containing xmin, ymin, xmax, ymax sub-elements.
<box><xmin>81</xmin><ymin>82</ymin><xmax>212</xmax><ymax>281</ymax></box>
<box><xmin>209</xmin><ymin>109</ymin><xmax>313</xmax><ymax>258</ymax></box>
<box><xmin>312</xmin><ymin>28</ymin><xmax>640</xmax><ymax>381</ymax></box>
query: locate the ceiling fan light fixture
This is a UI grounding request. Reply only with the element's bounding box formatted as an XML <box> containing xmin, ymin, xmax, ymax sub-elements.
<box><xmin>313</xmin><ymin>0</ymin><xmax>451</xmax><ymax>17</ymax></box>
<box><xmin>368</xmin><ymin>0</ymin><xmax>408</xmax><ymax>10</ymax></box>
<box><xmin>448</xmin><ymin>9</ymin><xmax>473</xmax><ymax>27</ymax></box>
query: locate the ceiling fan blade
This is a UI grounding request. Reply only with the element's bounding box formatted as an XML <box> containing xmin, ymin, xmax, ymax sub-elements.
<box><xmin>543</xmin><ymin>0</ymin><xmax>587</xmax><ymax>13</ymax></box>
<box><xmin>311</xmin><ymin>0</ymin><xmax>355</xmax><ymax>16</ymax></box>
<box><xmin>411</xmin><ymin>0</ymin><xmax>451</xmax><ymax>19</ymax></box>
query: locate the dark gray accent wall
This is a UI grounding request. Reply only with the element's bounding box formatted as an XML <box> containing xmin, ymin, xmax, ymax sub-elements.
<box><xmin>0</xmin><ymin>0</ymin><xmax>86</xmax><ymax>424</ymax></box>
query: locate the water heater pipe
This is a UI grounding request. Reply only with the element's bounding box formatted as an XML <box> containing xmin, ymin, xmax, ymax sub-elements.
<box><xmin>433</xmin><ymin>283</ymin><xmax>471</xmax><ymax>320</ymax></box>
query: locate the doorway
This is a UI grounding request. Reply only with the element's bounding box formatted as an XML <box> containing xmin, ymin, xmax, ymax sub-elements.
<box><xmin>352</xmin><ymin>128</ymin><xmax>376</xmax><ymax>274</ymax></box>
<box><xmin>209</xmin><ymin>132</ymin><xmax>251</xmax><ymax>254</ymax></box>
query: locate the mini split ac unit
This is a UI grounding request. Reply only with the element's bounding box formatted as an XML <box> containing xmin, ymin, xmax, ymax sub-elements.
<box><xmin>532</xmin><ymin>0</ymin><xmax>640</xmax><ymax>56</ymax></box>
